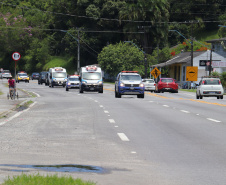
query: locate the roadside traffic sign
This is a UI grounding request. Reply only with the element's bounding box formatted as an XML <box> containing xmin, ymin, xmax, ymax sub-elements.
<box><xmin>186</xmin><ymin>66</ymin><xmax>198</xmax><ymax>81</ymax></box>
<box><xmin>12</xmin><ymin>52</ymin><xmax>21</xmax><ymax>61</ymax></box>
<box><xmin>151</xmin><ymin>67</ymin><xmax>161</xmax><ymax>79</ymax></box>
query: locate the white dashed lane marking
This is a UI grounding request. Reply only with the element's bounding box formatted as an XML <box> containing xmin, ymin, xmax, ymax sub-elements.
<box><xmin>108</xmin><ymin>119</ymin><xmax>115</xmax><ymax>123</ymax></box>
<box><xmin>117</xmin><ymin>133</ymin><xmax>130</xmax><ymax>141</ymax></box>
<box><xmin>180</xmin><ymin>110</ymin><xmax>190</xmax><ymax>113</ymax></box>
<box><xmin>207</xmin><ymin>118</ymin><xmax>221</xmax><ymax>123</ymax></box>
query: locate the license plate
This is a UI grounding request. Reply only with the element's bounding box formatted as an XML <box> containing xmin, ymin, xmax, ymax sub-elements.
<box><xmin>165</xmin><ymin>88</ymin><xmax>170</xmax><ymax>90</ymax></box>
<box><xmin>90</xmin><ymin>88</ymin><xmax>94</xmax><ymax>90</ymax></box>
<box><xmin>130</xmin><ymin>87</ymin><xmax>134</xmax><ymax>90</ymax></box>
<box><xmin>209</xmin><ymin>92</ymin><xmax>215</xmax><ymax>94</ymax></box>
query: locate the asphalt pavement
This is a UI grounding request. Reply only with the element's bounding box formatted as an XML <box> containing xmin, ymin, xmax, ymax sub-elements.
<box><xmin>0</xmin><ymin>79</ymin><xmax>30</xmax><ymax>119</ymax></box>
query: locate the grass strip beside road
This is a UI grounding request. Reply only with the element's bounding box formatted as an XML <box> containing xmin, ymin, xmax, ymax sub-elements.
<box><xmin>2</xmin><ymin>174</ymin><xmax>96</xmax><ymax>185</ymax></box>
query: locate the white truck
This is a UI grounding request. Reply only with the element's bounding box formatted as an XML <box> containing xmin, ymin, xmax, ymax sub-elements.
<box><xmin>48</xmin><ymin>67</ymin><xmax>67</xmax><ymax>88</ymax></box>
<box><xmin>79</xmin><ymin>65</ymin><xmax>103</xmax><ymax>93</ymax></box>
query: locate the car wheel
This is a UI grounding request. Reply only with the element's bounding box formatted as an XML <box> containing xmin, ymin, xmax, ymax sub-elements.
<box><xmin>115</xmin><ymin>91</ymin><xmax>118</xmax><ymax>98</ymax></box>
<box><xmin>221</xmin><ymin>96</ymin><xmax>224</xmax><ymax>99</ymax></box>
<box><xmin>217</xmin><ymin>96</ymin><xmax>220</xmax><ymax>99</ymax></box>
<box><xmin>118</xmin><ymin>92</ymin><xmax>121</xmax><ymax>98</ymax></box>
<box><xmin>196</xmin><ymin>93</ymin><xmax>199</xmax><ymax>99</ymax></box>
<box><xmin>139</xmin><ymin>94</ymin><xmax>144</xmax><ymax>98</ymax></box>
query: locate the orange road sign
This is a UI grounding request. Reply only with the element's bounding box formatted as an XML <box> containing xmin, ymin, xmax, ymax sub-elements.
<box><xmin>151</xmin><ymin>67</ymin><xmax>161</xmax><ymax>78</ymax></box>
<box><xmin>186</xmin><ymin>66</ymin><xmax>198</xmax><ymax>81</ymax></box>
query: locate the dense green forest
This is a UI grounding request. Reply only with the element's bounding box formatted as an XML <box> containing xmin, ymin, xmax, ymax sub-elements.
<box><xmin>0</xmin><ymin>0</ymin><xmax>226</xmax><ymax>75</ymax></box>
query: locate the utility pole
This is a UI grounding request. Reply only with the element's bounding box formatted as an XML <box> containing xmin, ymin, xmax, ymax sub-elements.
<box><xmin>190</xmin><ymin>22</ymin><xmax>194</xmax><ymax>67</ymax></box>
<box><xmin>209</xmin><ymin>45</ymin><xmax>214</xmax><ymax>76</ymax></box>
<box><xmin>77</xmin><ymin>29</ymin><xmax>80</xmax><ymax>74</ymax></box>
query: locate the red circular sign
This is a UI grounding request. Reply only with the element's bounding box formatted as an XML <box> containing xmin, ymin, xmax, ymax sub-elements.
<box><xmin>12</xmin><ymin>52</ymin><xmax>21</xmax><ymax>61</ymax></box>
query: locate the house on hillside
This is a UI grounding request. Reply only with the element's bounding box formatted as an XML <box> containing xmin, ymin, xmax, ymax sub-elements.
<box><xmin>151</xmin><ymin>38</ymin><xmax>226</xmax><ymax>86</ymax></box>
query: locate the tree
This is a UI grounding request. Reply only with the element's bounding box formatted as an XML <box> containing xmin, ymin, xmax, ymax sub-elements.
<box><xmin>119</xmin><ymin>0</ymin><xmax>170</xmax><ymax>53</ymax></box>
<box><xmin>98</xmin><ymin>42</ymin><xmax>145</xmax><ymax>77</ymax></box>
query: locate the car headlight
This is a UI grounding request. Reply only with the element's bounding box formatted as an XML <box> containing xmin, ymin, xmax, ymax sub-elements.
<box><xmin>120</xmin><ymin>82</ymin><xmax>125</xmax><ymax>87</ymax></box>
<box><xmin>98</xmin><ymin>81</ymin><xmax>103</xmax><ymax>85</ymax></box>
<box><xmin>139</xmin><ymin>83</ymin><xmax>144</xmax><ymax>87</ymax></box>
<box><xmin>68</xmin><ymin>82</ymin><xmax>71</xmax><ymax>85</ymax></box>
<box><xmin>82</xmin><ymin>81</ymin><xmax>87</xmax><ymax>84</ymax></box>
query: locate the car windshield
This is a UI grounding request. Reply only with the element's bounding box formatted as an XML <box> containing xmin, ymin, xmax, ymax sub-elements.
<box><xmin>69</xmin><ymin>78</ymin><xmax>79</xmax><ymax>81</ymax></box>
<box><xmin>203</xmin><ymin>79</ymin><xmax>220</xmax><ymax>85</ymax></box>
<box><xmin>53</xmin><ymin>72</ymin><xmax>67</xmax><ymax>78</ymax></box>
<box><xmin>121</xmin><ymin>75</ymin><xmax>141</xmax><ymax>81</ymax></box>
<box><xmin>161</xmin><ymin>79</ymin><xmax>173</xmax><ymax>83</ymax></box>
<box><xmin>143</xmin><ymin>79</ymin><xmax>154</xmax><ymax>83</ymax></box>
<box><xmin>83</xmin><ymin>72</ymin><xmax>101</xmax><ymax>80</ymax></box>
<box><xmin>19</xmin><ymin>73</ymin><xmax>27</xmax><ymax>77</ymax></box>
<box><xmin>33</xmin><ymin>73</ymin><xmax>39</xmax><ymax>75</ymax></box>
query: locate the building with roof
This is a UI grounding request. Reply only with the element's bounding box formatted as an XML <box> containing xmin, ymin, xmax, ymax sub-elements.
<box><xmin>151</xmin><ymin>38</ymin><xmax>226</xmax><ymax>86</ymax></box>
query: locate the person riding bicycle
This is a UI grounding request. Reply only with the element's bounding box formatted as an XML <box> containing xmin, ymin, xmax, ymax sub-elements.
<box><xmin>8</xmin><ymin>77</ymin><xmax>16</xmax><ymax>95</ymax></box>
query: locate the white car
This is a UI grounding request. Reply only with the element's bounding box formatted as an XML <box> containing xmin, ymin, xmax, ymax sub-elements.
<box><xmin>142</xmin><ymin>79</ymin><xmax>156</xmax><ymax>92</ymax></box>
<box><xmin>2</xmin><ymin>70</ymin><xmax>12</xmax><ymax>79</ymax></box>
<box><xmin>196</xmin><ymin>77</ymin><xmax>224</xmax><ymax>99</ymax></box>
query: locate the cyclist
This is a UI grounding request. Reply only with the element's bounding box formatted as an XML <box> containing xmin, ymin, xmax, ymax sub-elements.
<box><xmin>8</xmin><ymin>77</ymin><xmax>16</xmax><ymax>96</ymax></box>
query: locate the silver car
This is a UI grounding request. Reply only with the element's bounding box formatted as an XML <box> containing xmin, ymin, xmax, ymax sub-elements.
<box><xmin>142</xmin><ymin>79</ymin><xmax>156</xmax><ymax>92</ymax></box>
<box><xmin>2</xmin><ymin>70</ymin><xmax>12</xmax><ymax>79</ymax></box>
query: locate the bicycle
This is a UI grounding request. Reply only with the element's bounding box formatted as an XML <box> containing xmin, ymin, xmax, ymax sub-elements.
<box><xmin>7</xmin><ymin>87</ymin><xmax>18</xmax><ymax>100</ymax></box>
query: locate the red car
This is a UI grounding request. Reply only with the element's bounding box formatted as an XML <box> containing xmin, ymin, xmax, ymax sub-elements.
<box><xmin>156</xmin><ymin>78</ymin><xmax>178</xmax><ymax>93</ymax></box>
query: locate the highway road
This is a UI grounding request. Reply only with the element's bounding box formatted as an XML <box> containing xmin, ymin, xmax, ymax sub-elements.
<box><xmin>0</xmin><ymin>80</ymin><xmax>226</xmax><ymax>185</ymax></box>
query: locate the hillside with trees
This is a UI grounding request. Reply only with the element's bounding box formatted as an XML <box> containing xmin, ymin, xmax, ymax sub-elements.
<box><xmin>0</xmin><ymin>0</ymin><xmax>225</xmax><ymax>75</ymax></box>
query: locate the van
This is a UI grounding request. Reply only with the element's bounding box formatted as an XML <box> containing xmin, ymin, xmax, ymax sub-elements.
<box><xmin>79</xmin><ymin>65</ymin><xmax>103</xmax><ymax>93</ymax></box>
<box><xmin>48</xmin><ymin>67</ymin><xmax>67</xmax><ymax>88</ymax></box>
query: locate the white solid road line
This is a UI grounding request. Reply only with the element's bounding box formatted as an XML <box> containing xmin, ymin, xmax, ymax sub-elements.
<box><xmin>0</xmin><ymin>101</ymin><xmax>37</xmax><ymax>126</ymax></box>
<box><xmin>32</xmin><ymin>91</ymin><xmax>40</xmax><ymax>97</ymax></box>
<box><xmin>117</xmin><ymin>133</ymin><xmax>130</xmax><ymax>141</ymax></box>
<box><xmin>207</xmin><ymin>118</ymin><xmax>221</xmax><ymax>123</ymax></box>
<box><xmin>163</xmin><ymin>105</ymin><xmax>169</xmax><ymax>107</ymax></box>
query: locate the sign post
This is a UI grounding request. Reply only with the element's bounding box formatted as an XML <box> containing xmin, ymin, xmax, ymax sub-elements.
<box><xmin>12</xmin><ymin>52</ymin><xmax>21</xmax><ymax>79</ymax></box>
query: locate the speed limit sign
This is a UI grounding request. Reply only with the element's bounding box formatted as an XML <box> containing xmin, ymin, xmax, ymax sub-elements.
<box><xmin>12</xmin><ymin>52</ymin><xmax>21</xmax><ymax>61</ymax></box>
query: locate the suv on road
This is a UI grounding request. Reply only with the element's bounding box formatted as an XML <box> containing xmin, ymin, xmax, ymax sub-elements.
<box><xmin>38</xmin><ymin>71</ymin><xmax>48</xmax><ymax>85</ymax></box>
<box><xmin>115</xmin><ymin>71</ymin><xmax>145</xmax><ymax>98</ymax></box>
<box><xmin>196</xmin><ymin>76</ymin><xmax>224</xmax><ymax>99</ymax></box>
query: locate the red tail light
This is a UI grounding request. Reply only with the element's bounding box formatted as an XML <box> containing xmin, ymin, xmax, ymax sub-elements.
<box><xmin>219</xmin><ymin>80</ymin><xmax>221</xmax><ymax>84</ymax></box>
